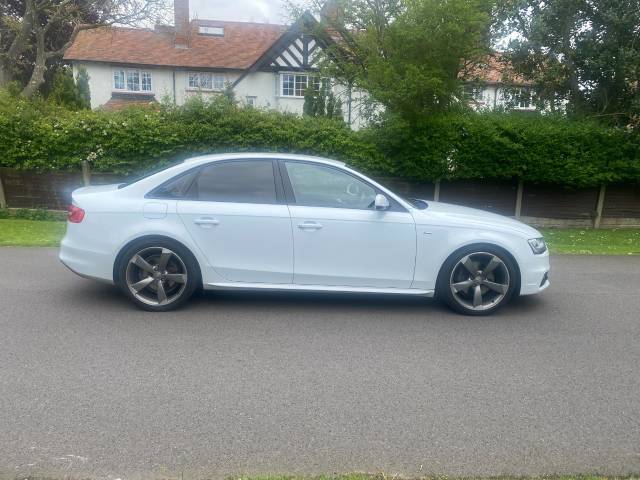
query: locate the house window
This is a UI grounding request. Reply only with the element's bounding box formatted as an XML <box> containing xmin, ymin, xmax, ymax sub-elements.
<box><xmin>141</xmin><ymin>72</ymin><xmax>152</xmax><ymax>91</ymax></box>
<box><xmin>188</xmin><ymin>72</ymin><xmax>225</xmax><ymax>91</ymax></box>
<box><xmin>516</xmin><ymin>88</ymin><xmax>532</xmax><ymax>109</ymax></box>
<box><xmin>246</xmin><ymin>96</ymin><xmax>257</xmax><ymax>107</ymax></box>
<box><xmin>199</xmin><ymin>26</ymin><xmax>224</xmax><ymax>36</ymax></box>
<box><xmin>114</xmin><ymin>69</ymin><xmax>152</xmax><ymax>92</ymax></box>
<box><xmin>114</xmin><ymin>70</ymin><xmax>125</xmax><ymax>90</ymax></box>
<box><xmin>281</xmin><ymin>74</ymin><xmax>324</xmax><ymax>97</ymax></box>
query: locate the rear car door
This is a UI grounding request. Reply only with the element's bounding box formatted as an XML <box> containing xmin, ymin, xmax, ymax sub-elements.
<box><xmin>280</xmin><ymin>160</ymin><xmax>416</xmax><ymax>288</ymax></box>
<box><xmin>176</xmin><ymin>159</ymin><xmax>293</xmax><ymax>284</ymax></box>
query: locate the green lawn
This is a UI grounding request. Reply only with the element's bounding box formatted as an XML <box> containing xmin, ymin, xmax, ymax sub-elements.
<box><xmin>0</xmin><ymin>219</ymin><xmax>67</xmax><ymax>246</ymax></box>
<box><xmin>540</xmin><ymin>228</ymin><xmax>640</xmax><ymax>255</ymax></box>
<box><xmin>1</xmin><ymin>218</ymin><xmax>640</xmax><ymax>254</ymax></box>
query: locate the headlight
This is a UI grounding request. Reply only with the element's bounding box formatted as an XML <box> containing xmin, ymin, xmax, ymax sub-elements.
<box><xmin>528</xmin><ymin>237</ymin><xmax>547</xmax><ymax>255</ymax></box>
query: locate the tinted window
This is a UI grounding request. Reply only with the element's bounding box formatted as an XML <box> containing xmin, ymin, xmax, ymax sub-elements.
<box><xmin>285</xmin><ymin>162</ymin><xmax>376</xmax><ymax>209</ymax></box>
<box><xmin>194</xmin><ymin>160</ymin><xmax>277</xmax><ymax>204</ymax></box>
<box><xmin>150</xmin><ymin>169</ymin><xmax>199</xmax><ymax>198</ymax></box>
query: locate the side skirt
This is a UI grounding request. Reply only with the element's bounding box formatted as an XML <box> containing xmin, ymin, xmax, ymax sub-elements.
<box><xmin>204</xmin><ymin>282</ymin><xmax>435</xmax><ymax>297</ymax></box>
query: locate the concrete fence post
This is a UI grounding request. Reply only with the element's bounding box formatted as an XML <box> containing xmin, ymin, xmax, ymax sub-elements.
<box><xmin>433</xmin><ymin>179</ymin><xmax>441</xmax><ymax>202</ymax></box>
<box><xmin>514</xmin><ymin>179</ymin><xmax>524</xmax><ymax>219</ymax></box>
<box><xmin>0</xmin><ymin>171</ymin><xmax>7</xmax><ymax>209</ymax></box>
<box><xmin>81</xmin><ymin>160</ymin><xmax>91</xmax><ymax>187</ymax></box>
<box><xmin>594</xmin><ymin>184</ymin><xmax>606</xmax><ymax>229</ymax></box>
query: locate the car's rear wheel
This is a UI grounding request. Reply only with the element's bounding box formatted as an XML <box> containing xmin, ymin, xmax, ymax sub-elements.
<box><xmin>437</xmin><ymin>246</ymin><xmax>518</xmax><ymax>315</ymax></box>
<box><xmin>117</xmin><ymin>239</ymin><xmax>199</xmax><ymax>311</ymax></box>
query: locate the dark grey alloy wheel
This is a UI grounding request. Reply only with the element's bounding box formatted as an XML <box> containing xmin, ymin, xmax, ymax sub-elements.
<box><xmin>438</xmin><ymin>246</ymin><xmax>518</xmax><ymax>315</ymax></box>
<box><xmin>449</xmin><ymin>252</ymin><xmax>510</xmax><ymax>311</ymax></box>
<box><xmin>118</xmin><ymin>239</ymin><xmax>199</xmax><ymax>311</ymax></box>
<box><xmin>125</xmin><ymin>247</ymin><xmax>188</xmax><ymax>306</ymax></box>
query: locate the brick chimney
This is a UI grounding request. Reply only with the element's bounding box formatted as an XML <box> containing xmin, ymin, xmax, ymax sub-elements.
<box><xmin>320</xmin><ymin>0</ymin><xmax>343</xmax><ymax>24</ymax></box>
<box><xmin>174</xmin><ymin>0</ymin><xmax>190</xmax><ymax>48</ymax></box>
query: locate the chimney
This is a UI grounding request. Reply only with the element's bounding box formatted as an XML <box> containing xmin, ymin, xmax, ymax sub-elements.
<box><xmin>174</xmin><ymin>0</ymin><xmax>190</xmax><ymax>48</ymax></box>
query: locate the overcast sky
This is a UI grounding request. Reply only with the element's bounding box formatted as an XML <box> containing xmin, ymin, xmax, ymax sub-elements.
<box><xmin>189</xmin><ymin>0</ymin><xmax>293</xmax><ymax>24</ymax></box>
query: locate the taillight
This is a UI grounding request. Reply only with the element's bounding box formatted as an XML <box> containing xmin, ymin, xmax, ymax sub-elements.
<box><xmin>67</xmin><ymin>204</ymin><xmax>85</xmax><ymax>223</ymax></box>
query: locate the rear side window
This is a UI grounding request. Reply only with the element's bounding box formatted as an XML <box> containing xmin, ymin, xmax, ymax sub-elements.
<box><xmin>150</xmin><ymin>169</ymin><xmax>199</xmax><ymax>198</ymax></box>
<box><xmin>194</xmin><ymin>160</ymin><xmax>277</xmax><ymax>204</ymax></box>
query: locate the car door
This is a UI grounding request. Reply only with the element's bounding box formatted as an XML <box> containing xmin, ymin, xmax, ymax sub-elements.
<box><xmin>281</xmin><ymin>160</ymin><xmax>416</xmax><ymax>289</ymax></box>
<box><xmin>176</xmin><ymin>159</ymin><xmax>293</xmax><ymax>284</ymax></box>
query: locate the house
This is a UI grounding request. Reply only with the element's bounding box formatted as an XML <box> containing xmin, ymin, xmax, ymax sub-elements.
<box><xmin>63</xmin><ymin>0</ymin><xmax>534</xmax><ymax>129</ymax></box>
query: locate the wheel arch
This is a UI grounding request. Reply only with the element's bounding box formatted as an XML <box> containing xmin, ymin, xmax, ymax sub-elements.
<box><xmin>113</xmin><ymin>234</ymin><xmax>203</xmax><ymax>288</ymax></box>
<box><xmin>435</xmin><ymin>242</ymin><xmax>522</xmax><ymax>297</ymax></box>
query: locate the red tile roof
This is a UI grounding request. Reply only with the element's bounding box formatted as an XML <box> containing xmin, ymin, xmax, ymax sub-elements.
<box><xmin>64</xmin><ymin>20</ymin><xmax>286</xmax><ymax>69</ymax></box>
<box><xmin>462</xmin><ymin>54</ymin><xmax>532</xmax><ymax>86</ymax></box>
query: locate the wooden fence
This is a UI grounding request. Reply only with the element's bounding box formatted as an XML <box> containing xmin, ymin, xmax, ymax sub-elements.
<box><xmin>1</xmin><ymin>166</ymin><xmax>639</xmax><ymax>228</ymax></box>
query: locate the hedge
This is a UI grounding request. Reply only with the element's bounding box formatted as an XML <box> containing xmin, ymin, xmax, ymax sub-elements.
<box><xmin>1</xmin><ymin>91</ymin><xmax>639</xmax><ymax>187</ymax></box>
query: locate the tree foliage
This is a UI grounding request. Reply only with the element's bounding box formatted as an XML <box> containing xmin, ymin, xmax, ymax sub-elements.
<box><xmin>497</xmin><ymin>0</ymin><xmax>640</xmax><ymax>125</ymax></box>
<box><xmin>303</xmin><ymin>82</ymin><xmax>343</xmax><ymax>120</ymax></box>
<box><xmin>48</xmin><ymin>65</ymin><xmax>89</xmax><ymax>109</ymax></box>
<box><xmin>0</xmin><ymin>0</ymin><xmax>169</xmax><ymax>97</ymax></box>
<box><xmin>294</xmin><ymin>0</ymin><xmax>494</xmax><ymax>122</ymax></box>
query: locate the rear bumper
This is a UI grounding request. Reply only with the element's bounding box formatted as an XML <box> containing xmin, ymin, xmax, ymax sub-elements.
<box><xmin>519</xmin><ymin>251</ymin><xmax>550</xmax><ymax>296</ymax></box>
<box><xmin>59</xmin><ymin>234</ymin><xmax>115</xmax><ymax>284</ymax></box>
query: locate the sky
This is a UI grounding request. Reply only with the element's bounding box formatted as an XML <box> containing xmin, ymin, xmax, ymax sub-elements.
<box><xmin>189</xmin><ymin>0</ymin><xmax>292</xmax><ymax>24</ymax></box>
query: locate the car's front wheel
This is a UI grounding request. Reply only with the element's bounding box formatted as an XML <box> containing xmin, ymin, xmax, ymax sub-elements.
<box><xmin>117</xmin><ymin>239</ymin><xmax>199</xmax><ymax>311</ymax></box>
<box><xmin>437</xmin><ymin>245</ymin><xmax>518</xmax><ymax>315</ymax></box>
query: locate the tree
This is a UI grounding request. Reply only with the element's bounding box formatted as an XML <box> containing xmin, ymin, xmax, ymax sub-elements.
<box><xmin>498</xmin><ymin>0</ymin><xmax>640</xmax><ymax>124</ymax></box>
<box><xmin>75</xmin><ymin>65</ymin><xmax>90</xmax><ymax>107</ymax></box>
<box><xmin>303</xmin><ymin>80</ymin><xmax>343</xmax><ymax>120</ymax></box>
<box><xmin>292</xmin><ymin>0</ymin><xmax>494</xmax><ymax>122</ymax></box>
<box><xmin>0</xmin><ymin>0</ymin><xmax>169</xmax><ymax>97</ymax></box>
<box><xmin>48</xmin><ymin>64</ymin><xmax>89</xmax><ymax>108</ymax></box>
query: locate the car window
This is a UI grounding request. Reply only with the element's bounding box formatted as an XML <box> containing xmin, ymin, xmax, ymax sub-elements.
<box><xmin>149</xmin><ymin>169</ymin><xmax>200</xmax><ymax>198</ymax></box>
<box><xmin>284</xmin><ymin>162</ymin><xmax>376</xmax><ymax>210</ymax></box>
<box><xmin>194</xmin><ymin>160</ymin><xmax>277</xmax><ymax>204</ymax></box>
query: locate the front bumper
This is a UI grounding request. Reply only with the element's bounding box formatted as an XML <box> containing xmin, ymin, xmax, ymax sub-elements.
<box><xmin>519</xmin><ymin>251</ymin><xmax>550</xmax><ymax>296</ymax></box>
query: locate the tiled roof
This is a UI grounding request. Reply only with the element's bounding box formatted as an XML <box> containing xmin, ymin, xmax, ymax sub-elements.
<box><xmin>64</xmin><ymin>20</ymin><xmax>286</xmax><ymax>69</ymax></box>
<box><xmin>463</xmin><ymin>54</ymin><xmax>532</xmax><ymax>85</ymax></box>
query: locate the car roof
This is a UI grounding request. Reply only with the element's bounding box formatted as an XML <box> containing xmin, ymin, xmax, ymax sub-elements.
<box><xmin>182</xmin><ymin>152</ymin><xmax>346</xmax><ymax>167</ymax></box>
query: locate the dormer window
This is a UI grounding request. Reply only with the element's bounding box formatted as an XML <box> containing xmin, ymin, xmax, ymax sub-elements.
<box><xmin>199</xmin><ymin>26</ymin><xmax>224</xmax><ymax>36</ymax></box>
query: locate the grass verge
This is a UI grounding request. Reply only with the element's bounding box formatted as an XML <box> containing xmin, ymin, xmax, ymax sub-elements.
<box><xmin>0</xmin><ymin>219</ymin><xmax>67</xmax><ymax>247</ymax></box>
<box><xmin>0</xmin><ymin>218</ymin><xmax>639</xmax><ymax>254</ymax></box>
<box><xmin>540</xmin><ymin>228</ymin><xmax>640</xmax><ymax>255</ymax></box>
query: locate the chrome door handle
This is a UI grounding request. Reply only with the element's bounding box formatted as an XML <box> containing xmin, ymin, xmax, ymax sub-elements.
<box><xmin>194</xmin><ymin>218</ymin><xmax>219</xmax><ymax>226</ymax></box>
<box><xmin>297</xmin><ymin>221</ymin><xmax>322</xmax><ymax>230</ymax></box>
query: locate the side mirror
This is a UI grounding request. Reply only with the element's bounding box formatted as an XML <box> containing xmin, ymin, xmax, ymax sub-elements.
<box><xmin>374</xmin><ymin>193</ymin><xmax>390</xmax><ymax>211</ymax></box>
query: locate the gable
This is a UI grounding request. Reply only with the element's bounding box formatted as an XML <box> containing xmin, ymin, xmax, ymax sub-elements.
<box><xmin>268</xmin><ymin>35</ymin><xmax>321</xmax><ymax>70</ymax></box>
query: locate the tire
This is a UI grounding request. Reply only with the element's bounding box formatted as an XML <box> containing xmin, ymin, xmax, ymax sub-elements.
<box><xmin>116</xmin><ymin>238</ymin><xmax>199</xmax><ymax>312</ymax></box>
<box><xmin>436</xmin><ymin>244</ymin><xmax>519</xmax><ymax>316</ymax></box>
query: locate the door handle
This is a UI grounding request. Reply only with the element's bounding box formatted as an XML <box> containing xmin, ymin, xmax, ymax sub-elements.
<box><xmin>194</xmin><ymin>217</ymin><xmax>219</xmax><ymax>226</ymax></box>
<box><xmin>297</xmin><ymin>221</ymin><xmax>322</xmax><ymax>230</ymax></box>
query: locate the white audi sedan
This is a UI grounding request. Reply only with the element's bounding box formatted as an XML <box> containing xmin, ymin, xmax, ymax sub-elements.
<box><xmin>60</xmin><ymin>153</ymin><xmax>549</xmax><ymax>315</ymax></box>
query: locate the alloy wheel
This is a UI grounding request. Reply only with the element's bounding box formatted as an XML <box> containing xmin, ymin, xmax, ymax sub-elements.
<box><xmin>449</xmin><ymin>252</ymin><xmax>510</xmax><ymax>311</ymax></box>
<box><xmin>125</xmin><ymin>247</ymin><xmax>188</xmax><ymax>306</ymax></box>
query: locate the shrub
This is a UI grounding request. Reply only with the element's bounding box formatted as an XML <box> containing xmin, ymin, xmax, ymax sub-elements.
<box><xmin>0</xmin><ymin>91</ymin><xmax>638</xmax><ymax>187</ymax></box>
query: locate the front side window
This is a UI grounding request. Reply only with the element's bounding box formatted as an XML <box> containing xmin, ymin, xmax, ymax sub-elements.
<box><xmin>284</xmin><ymin>162</ymin><xmax>376</xmax><ymax>210</ymax></box>
<box><xmin>194</xmin><ymin>161</ymin><xmax>277</xmax><ymax>204</ymax></box>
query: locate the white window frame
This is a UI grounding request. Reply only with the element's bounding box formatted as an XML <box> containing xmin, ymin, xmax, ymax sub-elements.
<box><xmin>113</xmin><ymin>68</ymin><xmax>152</xmax><ymax>92</ymax></box>
<box><xmin>280</xmin><ymin>72</ymin><xmax>326</xmax><ymax>98</ymax></box>
<box><xmin>514</xmin><ymin>87</ymin><xmax>534</xmax><ymax>110</ymax></box>
<box><xmin>187</xmin><ymin>72</ymin><xmax>226</xmax><ymax>91</ymax></box>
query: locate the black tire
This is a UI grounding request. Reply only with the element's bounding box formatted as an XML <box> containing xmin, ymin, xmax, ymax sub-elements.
<box><xmin>436</xmin><ymin>244</ymin><xmax>519</xmax><ymax>316</ymax></box>
<box><xmin>116</xmin><ymin>237</ymin><xmax>200</xmax><ymax>312</ymax></box>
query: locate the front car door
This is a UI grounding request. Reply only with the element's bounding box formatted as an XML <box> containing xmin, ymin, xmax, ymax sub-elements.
<box><xmin>280</xmin><ymin>160</ymin><xmax>416</xmax><ymax>288</ymax></box>
<box><xmin>176</xmin><ymin>159</ymin><xmax>293</xmax><ymax>284</ymax></box>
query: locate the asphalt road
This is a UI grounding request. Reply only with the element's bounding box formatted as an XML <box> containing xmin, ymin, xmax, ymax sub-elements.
<box><xmin>1</xmin><ymin>248</ymin><xmax>639</xmax><ymax>480</ymax></box>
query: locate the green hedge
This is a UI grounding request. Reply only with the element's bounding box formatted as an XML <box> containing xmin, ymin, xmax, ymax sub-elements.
<box><xmin>1</xmin><ymin>91</ymin><xmax>638</xmax><ymax>187</ymax></box>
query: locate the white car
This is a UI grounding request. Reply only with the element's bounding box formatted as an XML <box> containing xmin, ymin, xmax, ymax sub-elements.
<box><xmin>60</xmin><ymin>153</ymin><xmax>549</xmax><ymax>315</ymax></box>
